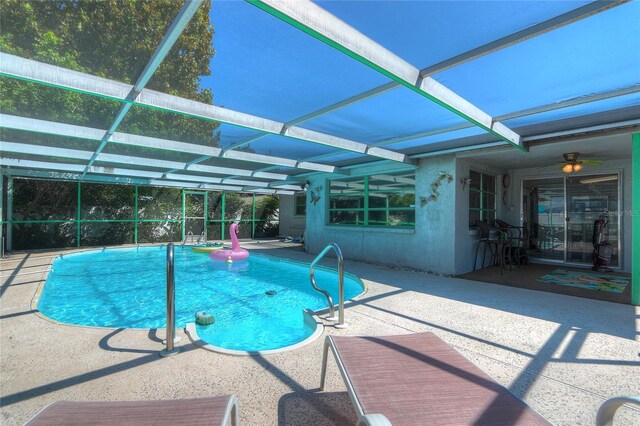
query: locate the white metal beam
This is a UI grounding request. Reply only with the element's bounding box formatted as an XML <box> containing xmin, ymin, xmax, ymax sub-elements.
<box><xmin>227</xmin><ymin>1</ymin><xmax>623</xmax><ymax>159</ymax></box>
<box><xmin>498</xmin><ymin>84</ymin><xmax>640</xmax><ymax>122</ymax></box>
<box><xmin>224</xmin><ymin>133</ymin><xmax>269</xmax><ymax>152</ymax></box>
<box><xmin>135</xmin><ymin>1</ymin><xmax>205</xmax><ymax>92</ymax></box>
<box><xmin>1</xmin><ymin>114</ymin><xmax>106</xmax><ymax>141</ymax></box>
<box><xmin>0</xmin><ymin>113</ymin><xmax>216</xmax><ymax>155</ymax></box>
<box><xmin>97</xmin><ymin>153</ymin><xmax>186</xmax><ymax>170</ymax></box>
<box><xmin>1</xmin><ymin>141</ymin><xmax>94</xmax><ymax>161</ymax></box>
<box><xmin>1</xmin><ymin>0</ymin><xmax>626</xmax><ymax>180</ymax></box>
<box><xmin>1</xmin><ymin>168</ymin><xmax>149</xmax><ymax>185</ymax></box>
<box><xmin>409</xmin><ymin>142</ymin><xmax>509</xmax><ymax>159</ymax></box>
<box><xmin>165</xmin><ymin>173</ymin><xmax>222</xmax><ymax>184</ymax></box>
<box><xmin>1</xmin><ymin>139</ymin><xmax>186</xmax><ymax>170</ymax></box>
<box><xmin>0</xmin><ymin>54</ymin><xmax>132</xmax><ymax>100</ymax></box>
<box><xmin>0</xmin><ymin>141</ymin><xmax>281</xmax><ymax>187</ymax></box>
<box><xmin>137</xmin><ymin>88</ymin><xmax>410</xmax><ymax>163</ymax></box>
<box><xmin>249</xmin><ymin>0</ymin><xmax>626</xmax><ymax>150</ymax></box>
<box><xmin>409</xmin><ymin>117</ymin><xmax>640</xmax><ymax>159</ymax></box>
<box><xmin>263</xmin><ymin>83</ymin><xmax>640</xmax><ymax>173</ymax></box>
<box><xmin>0</xmin><ymin>114</ymin><xmax>333</xmax><ymax>176</ymax></box>
<box><xmin>266</xmin><ymin>183</ymin><xmax>304</xmax><ymax>191</ymax></box>
<box><xmin>145</xmin><ymin>179</ymin><xmax>294</xmax><ymax>194</ymax></box>
<box><xmin>241</xmin><ymin>2</ymin><xmax>631</xmax><ymax>176</ymax></box>
<box><xmin>1</xmin><ymin>158</ymin><xmax>83</xmax><ymax>173</ymax></box>
<box><xmin>222</xmin><ymin>178</ymin><xmax>269</xmax><ymax>188</ymax></box>
<box><xmin>0</xmin><ymin>53</ymin><xmax>411</xmax><ymax>164</ymax></box>
<box><xmin>221</xmin><ymin>82</ymin><xmax>398</xmax><ymax>153</ymax></box>
<box><xmin>248</xmin><ymin>0</ymin><xmax>522</xmax><ymax>149</ymax></box>
<box><xmin>146</xmin><ymin>179</ymin><xmax>245</xmax><ymax>191</ymax></box>
<box><xmin>374</xmin><ymin>84</ymin><xmax>640</xmax><ymax>150</ymax></box>
<box><xmin>0</xmin><ymin>156</ymin><xmax>295</xmax><ymax>194</ymax></box>
<box><xmin>221</xmin><ymin>150</ymin><xmax>335</xmax><ymax>172</ymax></box>
<box><xmin>111</xmin><ymin>131</ymin><xmax>220</xmax><ymax>157</ymax></box>
<box><xmin>418</xmin><ymin>1</ymin><xmax>627</xmax><ymax>77</ymax></box>
<box><xmin>0</xmin><ymin>157</ymin><xmax>164</xmax><ymax>178</ymax></box>
<box><xmin>522</xmin><ymin>118</ymin><xmax>640</xmax><ymax>142</ymax></box>
<box><xmin>186</xmin><ymin>163</ymin><xmax>284</xmax><ymax>179</ymax></box>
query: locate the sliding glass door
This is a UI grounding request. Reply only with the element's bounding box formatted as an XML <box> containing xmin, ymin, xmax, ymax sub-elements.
<box><xmin>523</xmin><ymin>178</ymin><xmax>566</xmax><ymax>261</ymax></box>
<box><xmin>565</xmin><ymin>174</ymin><xmax>619</xmax><ymax>266</ymax></box>
<box><xmin>523</xmin><ymin>174</ymin><xmax>620</xmax><ymax>267</ymax></box>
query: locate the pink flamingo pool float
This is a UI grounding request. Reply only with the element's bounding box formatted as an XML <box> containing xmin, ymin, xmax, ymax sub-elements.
<box><xmin>210</xmin><ymin>223</ymin><xmax>249</xmax><ymax>262</ymax></box>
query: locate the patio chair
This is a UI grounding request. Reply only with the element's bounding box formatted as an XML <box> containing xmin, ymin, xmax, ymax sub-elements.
<box><xmin>473</xmin><ymin>221</ymin><xmax>512</xmax><ymax>275</ymax></box>
<box><xmin>494</xmin><ymin>219</ymin><xmax>528</xmax><ymax>266</ymax></box>
<box><xmin>25</xmin><ymin>395</ymin><xmax>239</xmax><ymax>426</ymax></box>
<box><xmin>320</xmin><ymin>333</ymin><xmax>549</xmax><ymax>426</ymax></box>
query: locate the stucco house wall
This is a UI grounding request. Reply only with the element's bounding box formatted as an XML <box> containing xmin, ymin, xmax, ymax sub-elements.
<box><xmin>454</xmin><ymin>158</ymin><xmax>506</xmax><ymax>274</ymax></box>
<box><xmin>278</xmin><ymin>194</ymin><xmax>306</xmax><ymax>238</ymax></box>
<box><xmin>293</xmin><ymin>152</ymin><xmax>633</xmax><ymax>275</ymax></box>
<box><xmin>304</xmin><ymin>157</ymin><xmax>459</xmax><ymax>275</ymax></box>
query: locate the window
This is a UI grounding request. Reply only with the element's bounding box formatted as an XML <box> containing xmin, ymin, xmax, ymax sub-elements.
<box><xmin>294</xmin><ymin>195</ymin><xmax>306</xmax><ymax>216</ymax></box>
<box><xmin>469</xmin><ymin>171</ymin><xmax>496</xmax><ymax>226</ymax></box>
<box><xmin>329</xmin><ymin>171</ymin><xmax>415</xmax><ymax>228</ymax></box>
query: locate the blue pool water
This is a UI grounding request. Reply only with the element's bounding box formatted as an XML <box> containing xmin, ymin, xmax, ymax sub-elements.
<box><xmin>40</xmin><ymin>246</ymin><xmax>364</xmax><ymax>351</ymax></box>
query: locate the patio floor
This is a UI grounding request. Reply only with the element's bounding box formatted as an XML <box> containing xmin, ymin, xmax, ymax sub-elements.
<box><xmin>459</xmin><ymin>263</ymin><xmax>632</xmax><ymax>305</ymax></box>
<box><xmin>1</xmin><ymin>243</ymin><xmax>639</xmax><ymax>425</ymax></box>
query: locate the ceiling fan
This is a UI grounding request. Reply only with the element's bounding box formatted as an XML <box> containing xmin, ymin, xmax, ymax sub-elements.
<box><xmin>558</xmin><ymin>152</ymin><xmax>603</xmax><ymax>173</ymax></box>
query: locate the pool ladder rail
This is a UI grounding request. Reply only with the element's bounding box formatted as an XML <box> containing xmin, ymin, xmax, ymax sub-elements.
<box><xmin>160</xmin><ymin>242</ymin><xmax>180</xmax><ymax>357</ymax></box>
<box><xmin>181</xmin><ymin>231</ymin><xmax>206</xmax><ymax>247</ymax></box>
<box><xmin>310</xmin><ymin>242</ymin><xmax>348</xmax><ymax>329</ymax></box>
<box><xmin>181</xmin><ymin>231</ymin><xmax>193</xmax><ymax>247</ymax></box>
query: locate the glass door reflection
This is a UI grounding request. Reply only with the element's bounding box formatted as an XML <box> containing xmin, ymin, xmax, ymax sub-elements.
<box><xmin>523</xmin><ymin>174</ymin><xmax>620</xmax><ymax>266</ymax></box>
<box><xmin>566</xmin><ymin>174</ymin><xmax>619</xmax><ymax>266</ymax></box>
<box><xmin>523</xmin><ymin>178</ymin><xmax>566</xmax><ymax>261</ymax></box>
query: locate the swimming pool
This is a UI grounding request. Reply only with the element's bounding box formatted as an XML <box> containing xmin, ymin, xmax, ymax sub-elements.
<box><xmin>39</xmin><ymin>246</ymin><xmax>364</xmax><ymax>352</ymax></box>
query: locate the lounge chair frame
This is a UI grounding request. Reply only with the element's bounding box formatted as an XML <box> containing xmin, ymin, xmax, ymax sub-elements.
<box><xmin>320</xmin><ymin>333</ymin><xmax>549</xmax><ymax>426</ymax></box>
<box><xmin>321</xmin><ymin>336</ymin><xmax>391</xmax><ymax>426</ymax></box>
<box><xmin>321</xmin><ymin>335</ymin><xmax>361</xmax><ymax>412</ymax></box>
<box><xmin>25</xmin><ymin>395</ymin><xmax>239</xmax><ymax>426</ymax></box>
<box><xmin>596</xmin><ymin>396</ymin><xmax>640</xmax><ymax>426</ymax></box>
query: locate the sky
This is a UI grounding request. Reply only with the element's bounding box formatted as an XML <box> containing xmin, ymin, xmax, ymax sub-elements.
<box><xmin>200</xmin><ymin>1</ymin><xmax>639</xmax><ymax>158</ymax></box>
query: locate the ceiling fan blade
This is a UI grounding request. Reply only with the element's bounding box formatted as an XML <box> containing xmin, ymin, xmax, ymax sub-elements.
<box><xmin>536</xmin><ymin>161</ymin><xmax>565</xmax><ymax>169</ymax></box>
<box><xmin>582</xmin><ymin>159</ymin><xmax>604</xmax><ymax>166</ymax></box>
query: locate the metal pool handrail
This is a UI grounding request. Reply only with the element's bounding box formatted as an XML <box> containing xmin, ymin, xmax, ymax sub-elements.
<box><xmin>160</xmin><ymin>242</ymin><xmax>179</xmax><ymax>357</ymax></box>
<box><xmin>310</xmin><ymin>242</ymin><xmax>348</xmax><ymax>329</ymax></box>
<box><xmin>181</xmin><ymin>231</ymin><xmax>194</xmax><ymax>247</ymax></box>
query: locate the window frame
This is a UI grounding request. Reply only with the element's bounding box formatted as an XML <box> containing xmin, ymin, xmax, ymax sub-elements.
<box><xmin>469</xmin><ymin>170</ymin><xmax>496</xmax><ymax>226</ymax></box>
<box><xmin>328</xmin><ymin>172</ymin><xmax>415</xmax><ymax>228</ymax></box>
<box><xmin>294</xmin><ymin>194</ymin><xmax>306</xmax><ymax>216</ymax></box>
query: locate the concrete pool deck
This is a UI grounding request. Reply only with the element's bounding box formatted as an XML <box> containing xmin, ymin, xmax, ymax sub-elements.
<box><xmin>1</xmin><ymin>243</ymin><xmax>639</xmax><ymax>425</ymax></box>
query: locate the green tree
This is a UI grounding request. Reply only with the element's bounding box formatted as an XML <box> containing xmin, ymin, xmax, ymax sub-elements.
<box><xmin>0</xmin><ymin>0</ymin><xmax>219</xmax><ymax>145</ymax></box>
<box><xmin>1</xmin><ymin>1</ymin><xmax>219</xmax><ymax>249</ymax></box>
<box><xmin>223</xmin><ymin>192</ymin><xmax>250</xmax><ymax>222</ymax></box>
<box><xmin>255</xmin><ymin>195</ymin><xmax>279</xmax><ymax>237</ymax></box>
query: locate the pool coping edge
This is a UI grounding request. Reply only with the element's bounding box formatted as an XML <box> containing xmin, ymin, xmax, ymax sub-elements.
<box><xmin>185</xmin><ymin>309</ymin><xmax>325</xmax><ymax>356</ymax></box>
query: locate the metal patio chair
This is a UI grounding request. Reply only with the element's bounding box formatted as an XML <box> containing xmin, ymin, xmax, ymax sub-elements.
<box><xmin>473</xmin><ymin>221</ymin><xmax>513</xmax><ymax>275</ymax></box>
